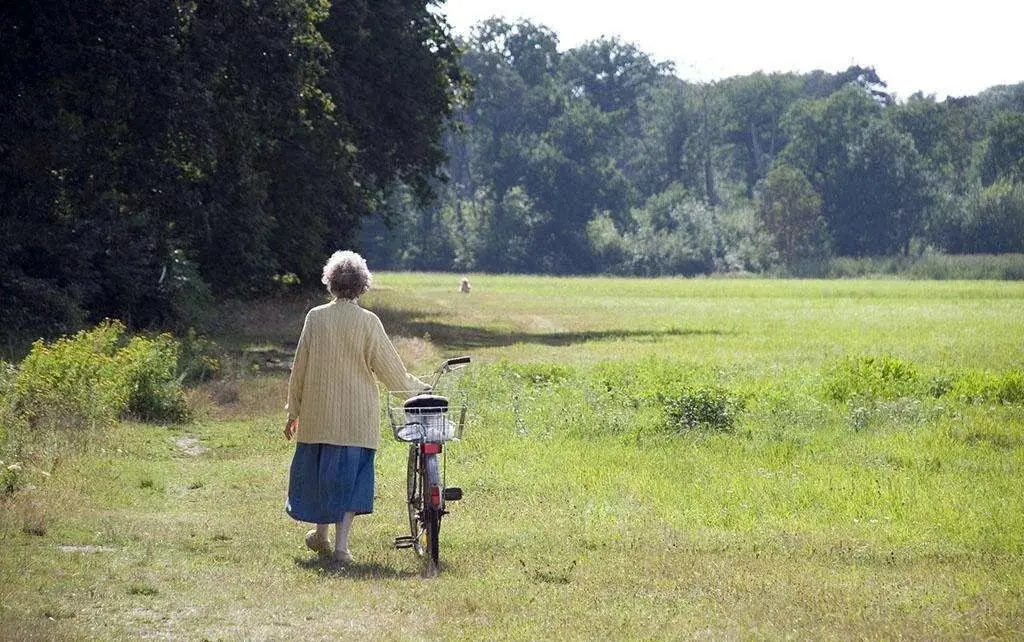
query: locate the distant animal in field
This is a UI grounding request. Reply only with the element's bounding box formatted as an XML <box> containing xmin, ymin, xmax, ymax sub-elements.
<box><xmin>460</xmin><ymin>278</ymin><xmax>471</xmax><ymax>293</ymax></box>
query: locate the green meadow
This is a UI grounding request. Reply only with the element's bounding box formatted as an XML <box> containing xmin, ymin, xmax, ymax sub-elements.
<box><xmin>2</xmin><ymin>275</ymin><xmax>1023</xmax><ymax>640</ymax></box>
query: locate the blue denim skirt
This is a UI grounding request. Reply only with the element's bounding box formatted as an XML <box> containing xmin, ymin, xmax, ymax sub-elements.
<box><xmin>285</xmin><ymin>443</ymin><xmax>375</xmax><ymax>523</ymax></box>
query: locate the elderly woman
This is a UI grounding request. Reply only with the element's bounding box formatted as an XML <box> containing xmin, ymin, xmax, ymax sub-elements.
<box><xmin>284</xmin><ymin>250</ymin><xmax>427</xmax><ymax>564</ymax></box>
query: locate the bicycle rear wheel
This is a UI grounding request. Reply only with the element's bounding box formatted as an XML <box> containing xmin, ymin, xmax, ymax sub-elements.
<box><xmin>406</xmin><ymin>446</ymin><xmax>426</xmax><ymax>556</ymax></box>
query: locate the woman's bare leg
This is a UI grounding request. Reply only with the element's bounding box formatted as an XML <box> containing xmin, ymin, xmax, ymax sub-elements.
<box><xmin>333</xmin><ymin>512</ymin><xmax>355</xmax><ymax>562</ymax></box>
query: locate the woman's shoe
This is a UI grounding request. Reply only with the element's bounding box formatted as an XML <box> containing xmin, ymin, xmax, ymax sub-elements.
<box><xmin>333</xmin><ymin>549</ymin><xmax>354</xmax><ymax>564</ymax></box>
<box><xmin>305</xmin><ymin>529</ymin><xmax>333</xmax><ymax>557</ymax></box>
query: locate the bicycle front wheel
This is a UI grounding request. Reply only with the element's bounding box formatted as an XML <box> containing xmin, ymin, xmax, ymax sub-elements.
<box><xmin>424</xmin><ymin>505</ymin><xmax>441</xmax><ymax>572</ymax></box>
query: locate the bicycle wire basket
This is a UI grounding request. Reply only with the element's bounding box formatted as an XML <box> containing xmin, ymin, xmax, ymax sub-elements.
<box><xmin>388</xmin><ymin>393</ymin><xmax>468</xmax><ymax>443</ymax></box>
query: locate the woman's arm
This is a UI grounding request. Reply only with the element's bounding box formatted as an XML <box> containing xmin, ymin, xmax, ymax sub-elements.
<box><xmin>368</xmin><ymin>315</ymin><xmax>428</xmax><ymax>394</ymax></box>
<box><xmin>285</xmin><ymin>312</ymin><xmax>312</xmax><ymax>424</ymax></box>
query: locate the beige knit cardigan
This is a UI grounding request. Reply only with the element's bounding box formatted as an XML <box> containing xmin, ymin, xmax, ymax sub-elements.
<box><xmin>285</xmin><ymin>299</ymin><xmax>426</xmax><ymax>449</ymax></box>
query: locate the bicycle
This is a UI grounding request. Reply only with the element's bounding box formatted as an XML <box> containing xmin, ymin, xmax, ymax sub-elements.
<box><xmin>388</xmin><ymin>356</ymin><xmax>470</xmax><ymax>575</ymax></box>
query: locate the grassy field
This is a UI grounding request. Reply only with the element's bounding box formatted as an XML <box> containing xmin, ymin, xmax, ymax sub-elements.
<box><xmin>2</xmin><ymin>274</ymin><xmax>1023</xmax><ymax>640</ymax></box>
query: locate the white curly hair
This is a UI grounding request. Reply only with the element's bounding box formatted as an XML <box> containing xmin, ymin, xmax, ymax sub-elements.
<box><xmin>321</xmin><ymin>250</ymin><xmax>372</xmax><ymax>300</ymax></box>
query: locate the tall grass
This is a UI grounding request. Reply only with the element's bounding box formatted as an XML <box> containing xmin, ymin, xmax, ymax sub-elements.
<box><xmin>818</xmin><ymin>252</ymin><xmax>1024</xmax><ymax>280</ymax></box>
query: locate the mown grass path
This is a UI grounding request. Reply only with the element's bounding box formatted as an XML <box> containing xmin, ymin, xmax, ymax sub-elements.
<box><xmin>2</xmin><ymin>276</ymin><xmax>1023</xmax><ymax>639</ymax></box>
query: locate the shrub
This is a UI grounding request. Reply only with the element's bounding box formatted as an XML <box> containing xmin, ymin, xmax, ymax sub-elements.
<box><xmin>1</xmin><ymin>461</ymin><xmax>23</xmax><ymax>496</ymax></box>
<box><xmin>660</xmin><ymin>386</ymin><xmax>746</xmax><ymax>433</ymax></box>
<box><xmin>590</xmin><ymin>357</ymin><xmax>693</xmax><ymax>405</ymax></box>
<box><xmin>10</xmin><ymin>321</ymin><xmax>129</xmax><ymax>437</ymax></box>
<box><xmin>590</xmin><ymin>359</ymin><xmax>747</xmax><ymax>433</ymax></box>
<box><xmin>0</xmin><ymin>361</ymin><xmax>16</xmax><ymax>447</ymax></box>
<box><xmin>823</xmin><ymin>355</ymin><xmax>921</xmax><ymax>402</ymax></box>
<box><xmin>947</xmin><ymin>369</ymin><xmax>1024</xmax><ymax>405</ymax></box>
<box><xmin>906</xmin><ymin>253</ymin><xmax>1024</xmax><ymax>280</ymax></box>
<box><xmin>999</xmin><ymin>370</ymin><xmax>1024</xmax><ymax>403</ymax></box>
<box><xmin>116</xmin><ymin>334</ymin><xmax>189</xmax><ymax>422</ymax></box>
<box><xmin>2</xmin><ymin>321</ymin><xmax>189</xmax><ymax>458</ymax></box>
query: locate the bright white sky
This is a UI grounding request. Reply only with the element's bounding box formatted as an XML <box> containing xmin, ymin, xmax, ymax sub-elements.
<box><xmin>441</xmin><ymin>0</ymin><xmax>1023</xmax><ymax>101</ymax></box>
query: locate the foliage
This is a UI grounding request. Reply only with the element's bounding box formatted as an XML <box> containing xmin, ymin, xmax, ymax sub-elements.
<box><xmin>823</xmin><ymin>354</ymin><xmax>922</xmax><ymax>403</ymax></box>
<box><xmin>0</xmin><ymin>0</ymin><xmax>466</xmax><ymax>349</ymax></box>
<box><xmin>0</xmin><ymin>361</ymin><xmax>16</xmax><ymax>448</ymax></box>
<box><xmin>115</xmin><ymin>334</ymin><xmax>189</xmax><ymax>423</ymax></box>
<box><xmin>659</xmin><ymin>385</ymin><xmax>746</xmax><ymax>432</ymax></box>
<box><xmin>780</xmin><ymin>87</ymin><xmax>933</xmax><ymax>256</ymax></box>
<box><xmin>813</xmin><ymin>252</ymin><xmax>1024</xmax><ymax>279</ymax></box>
<box><xmin>954</xmin><ymin>180</ymin><xmax>1024</xmax><ymax>254</ymax></box>
<box><xmin>756</xmin><ymin>163</ymin><xmax>828</xmax><ymax>266</ymax></box>
<box><xmin>177</xmin><ymin>329</ymin><xmax>224</xmax><ymax>384</ymax></box>
<box><xmin>824</xmin><ymin>353</ymin><xmax>1024</xmax><ymax>409</ymax></box>
<box><xmin>588</xmin><ymin>357</ymin><xmax>746</xmax><ymax>433</ymax></box>
<box><xmin>945</xmin><ymin>369</ymin><xmax>1024</xmax><ymax>404</ymax></box>
<box><xmin>366</xmin><ymin>18</ymin><xmax>1024</xmax><ymax>277</ymax></box>
<box><xmin>0</xmin><ymin>321</ymin><xmax>188</xmax><ymax>459</ymax></box>
<box><xmin>585</xmin><ymin>184</ymin><xmax>771</xmax><ymax>276</ymax></box>
<box><xmin>980</xmin><ymin>110</ymin><xmax>1024</xmax><ymax>185</ymax></box>
<box><xmin>9</xmin><ymin>321</ymin><xmax>131</xmax><ymax>440</ymax></box>
<box><xmin>902</xmin><ymin>252</ymin><xmax>1024</xmax><ymax>280</ymax></box>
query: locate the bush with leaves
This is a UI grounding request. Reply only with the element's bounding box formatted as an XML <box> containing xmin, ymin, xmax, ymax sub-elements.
<box><xmin>660</xmin><ymin>386</ymin><xmax>746</xmax><ymax>433</ymax></box>
<box><xmin>945</xmin><ymin>369</ymin><xmax>1024</xmax><ymax>405</ymax></box>
<box><xmin>116</xmin><ymin>334</ymin><xmax>189</xmax><ymax>422</ymax></box>
<box><xmin>10</xmin><ymin>321</ymin><xmax>129</xmax><ymax>438</ymax></box>
<box><xmin>823</xmin><ymin>355</ymin><xmax>922</xmax><ymax>403</ymax></box>
<box><xmin>590</xmin><ymin>358</ymin><xmax>746</xmax><ymax>433</ymax></box>
<box><xmin>177</xmin><ymin>328</ymin><xmax>223</xmax><ymax>384</ymax></box>
<box><xmin>1</xmin><ymin>320</ymin><xmax>189</xmax><ymax>459</ymax></box>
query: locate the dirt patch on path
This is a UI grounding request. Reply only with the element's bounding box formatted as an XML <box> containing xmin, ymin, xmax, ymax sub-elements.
<box><xmin>174</xmin><ymin>436</ymin><xmax>207</xmax><ymax>457</ymax></box>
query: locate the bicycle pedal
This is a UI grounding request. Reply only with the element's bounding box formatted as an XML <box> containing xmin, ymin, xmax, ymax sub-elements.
<box><xmin>443</xmin><ymin>487</ymin><xmax>463</xmax><ymax>501</ymax></box>
<box><xmin>393</xmin><ymin>536</ymin><xmax>415</xmax><ymax>549</ymax></box>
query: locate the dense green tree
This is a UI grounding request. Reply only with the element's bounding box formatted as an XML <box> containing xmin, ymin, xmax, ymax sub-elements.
<box><xmin>442</xmin><ymin>19</ymin><xmax>642</xmax><ymax>273</ymax></box>
<box><xmin>587</xmin><ymin>184</ymin><xmax>717</xmax><ymax>276</ymax></box>
<box><xmin>0</xmin><ymin>0</ymin><xmax>188</xmax><ymax>344</ymax></box>
<box><xmin>889</xmin><ymin>94</ymin><xmax>977</xmax><ymax>195</ymax></box>
<box><xmin>980</xmin><ymin>111</ymin><xmax>1024</xmax><ymax>186</ymax></box>
<box><xmin>559</xmin><ymin>37</ymin><xmax>671</xmax><ymax>119</ymax></box>
<box><xmin>803</xmin><ymin>65</ymin><xmax>894</xmax><ymax>104</ymax></box>
<box><xmin>836</xmin><ymin>119</ymin><xmax>931</xmax><ymax>255</ymax></box>
<box><xmin>781</xmin><ymin>86</ymin><xmax>931</xmax><ymax>255</ymax></box>
<box><xmin>720</xmin><ymin>73</ymin><xmax>805</xmax><ymax>196</ymax></box>
<box><xmin>452</xmin><ymin>19</ymin><xmax>564</xmax><ymax>200</ymax></box>
<box><xmin>757</xmin><ymin>164</ymin><xmax>828</xmax><ymax>265</ymax></box>
<box><xmin>634</xmin><ymin>77</ymin><xmax>702</xmax><ymax>195</ymax></box>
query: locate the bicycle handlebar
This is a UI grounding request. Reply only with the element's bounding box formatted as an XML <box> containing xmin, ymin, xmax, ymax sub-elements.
<box><xmin>442</xmin><ymin>356</ymin><xmax>471</xmax><ymax>370</ymax></box>
<box><xmin>423</xmin><ymin>356</ymin><xmax>472</xmax><ymax>390</ymax></box>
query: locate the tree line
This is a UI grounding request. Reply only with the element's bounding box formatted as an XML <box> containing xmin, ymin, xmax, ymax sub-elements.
<box><xmin>365</xmin><ymin>18</ymin><xmax>1024</xmax><ymax>276</ymax></box>
<box><xmin>0</xmin><ymin>0</ymin><xmax>465</xmax><ymax>352</ymax></box>
<box><xmin>2</xmin><ymin>8</ymin><xmax>1023</xmax><ymax>353</ymax></box>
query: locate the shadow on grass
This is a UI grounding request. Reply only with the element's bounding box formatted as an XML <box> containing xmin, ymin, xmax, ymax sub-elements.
<box><xmin>371</xmin><ymin>304</ymin><xmax>728</xmax><ymax>351</ymax></box>
<box><xmin>293</xmin><ymin>556</ymin><xmax>421</xmax><ymax>580</ymax></box>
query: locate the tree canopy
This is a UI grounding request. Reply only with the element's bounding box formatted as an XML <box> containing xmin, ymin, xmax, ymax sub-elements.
<box><xmin>0</xmin><ymin>0</ymin><xmax>466</xmax><ymax>351</ymax></box>
<box><xmin>367</xmin><ymin>18</ymin><xmax>1023</xmax><ymax>276</ymax></box>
